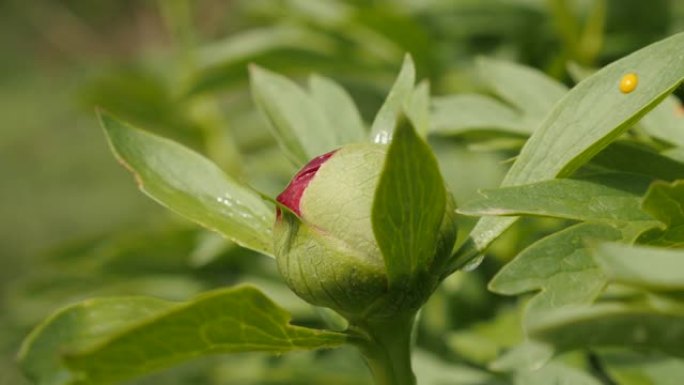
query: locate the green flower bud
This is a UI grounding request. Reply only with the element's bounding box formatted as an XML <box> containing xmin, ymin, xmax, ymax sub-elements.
<box><xmin>274</xmin><ymin>143</ymin><xmax>457</xmax><ymax>321</ymax></box>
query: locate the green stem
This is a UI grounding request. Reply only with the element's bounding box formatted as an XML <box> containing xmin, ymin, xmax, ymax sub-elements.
<box><xmin>351</xmin><ymin>314</ymin><xmax>417</xmax><ymax>385</ymax></box>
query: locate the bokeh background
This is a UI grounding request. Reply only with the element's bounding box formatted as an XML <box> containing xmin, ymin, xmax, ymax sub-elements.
<box><xmin>2</xmin><ymin>1</ymin><xmax>684</xmax><ymax>384</ymax></box>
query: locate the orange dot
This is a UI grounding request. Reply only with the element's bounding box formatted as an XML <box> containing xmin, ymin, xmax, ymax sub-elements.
<box><xmin>619</xmin><ymin>73</ymin><xmax>638</xmax><ymax>94</ymax></box>
<box><xmin>676</xmin><ymin>103</ymin><xmax>684</xmax><ymax>117</ymax></box>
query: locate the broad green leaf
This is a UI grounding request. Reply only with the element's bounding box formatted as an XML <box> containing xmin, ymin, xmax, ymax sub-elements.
<box><xmin>664</xmin><ymin>146</ymin><xmax>684</xmax><ymax>163</ymax></box>
<box><xmin>514</xmin><ymin>361</ymin><xmax>602</xmax><ymax>385</ymax></box>
<box><xmin>600</xmin><ymin>351</ymin><xmax>684</xmax><ymax>385</ymax></box>
<box><xmin>20</xmin><ymin>286</ymin><xmax>347</xmax><ymax>385</ymax></box>
<box><xmin>489</xmin><ymin>223</ymin><xmax>627</xmax><ymax>317</ymax></box>
<box><xmin>489</xmin><ymin>340</ymin><xmax>554</xmax><ymax>372</ymax></box>
<box><xmin>505</xmin><ymin>32</ymin><xmax>684</xmax><ymax>185</ymax></box>
<box><xmin>450</xmin><ymin>32</ymin><xmax>684</xmax><ymax>272</ymax></box>
<box><xmin>447</xmin><ymin>309</ymin><xmax>522</xmax><ymax>365</ymax></box>
<box><xmin>249</xmin><ymin>66</ymin><xmax>337</xmax><ymax>165</ymax></box>
<box><xmin>404</xmin><ymin>80</ymin><xmax>430</xmax><ymax>137</ymax></box>
<box><xmin>430</xmin><ymin>94</ymin><xmax>528</xmax><ymax>136</ymax></box>
<box><xmin>412</xmin><ymin>350</ymin><xmax>502</xmax><ymax>385</ymax></box>
<box><xmin>593</xmin><ymin>243</ymin><xmax>684</xmax><ymax>291</ymax></box>
<box><xmin>640</xmin><ymin>95</ymin><xmax>684</xmax><ymax>147</ymax></box>
<box><xmin>641</xmin><ymin>180</ymin><xmax>684</xmax><ymax>228</ymax></box>
<box><xmin>459</xmin><ymin>173</ymin><xmax>654</xmax><ymax>224</ymax></box>
<box><xmin>566</xmin><ymin>61</ymin><xmax>595</xmax><ymax>83</ymax></box>
<box><xmin>370</xmin><ymin>55</ymin><xmax>416</xmax><ymax>143</ymax></box>
<box><xmin>566</xmin><ymin>64</ymin><xmax>684</xmax><ymax>147</ymax></box>
<box><xmin>589</xmin><ymin>140</ymin><xmax>684</xmax><ymax>182</ymax></box>
<box><xmin>529</xmin><ymin>303</ymin><xmax>684</xmax><ymax>358</ymax></box>
<box><xmin>476</xmin><ymin>57</ymin><xmax>568</xmax><ymax>121</ymax></box>
<box><xmin>19</xmin><ymin>297</ymin><xmax>174</xmax><ymax>385</ymax></box>
<box><xmin>186</xmin><ymin>26</ymin><xmax>337</xmax><ymax>96</ymax></box>
<box><xmin>100</xmin><ymin>112</ymin><xmax>275</xmax><ymax>257</ymax></box>
<box><xmin>188</xmin><ymin>231</ymin><xmax>236</xmax><ymax>268</ymax></box>
<box><xmin>372</xmin><ymin>117</ymin><xmax>447</xmax><ymax>285</ymax></box>
<box><xmin>309</xmin><ymin>74</ymin><xmax>367</xmax><ymax>144</ymax></box>
<box><xmin>638</xmin><ymin>180</ymin><xmax>684</xmax><ymax>246</ymax></box>
<box><xmin>197</xmin><ymin>27</ymin><xmax>334</xmax><ymax>70</ymax></box>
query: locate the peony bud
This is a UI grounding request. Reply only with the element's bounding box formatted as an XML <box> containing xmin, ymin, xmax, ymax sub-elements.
<box><xmin>274</xmin><ymin>143</ymin><xmax>457</xmax><ymax>321</ymax></box>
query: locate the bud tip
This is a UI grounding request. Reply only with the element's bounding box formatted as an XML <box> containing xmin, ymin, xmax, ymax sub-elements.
<box><xmin>276</xmin><ymin>150</ymin><xmax>337</xmax><ymax>217</ymax></box>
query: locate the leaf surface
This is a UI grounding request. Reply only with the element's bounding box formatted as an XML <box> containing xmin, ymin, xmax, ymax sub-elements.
<box><xmin>430</xmin><ymin>94</ymin><xmax>528</xmax><ymax>136</ymax></box>
<box><xmin>309</xmin><ymin>74</ymin><xmax>367</xmax><ymax>144</ymax></box>
<box><xmin>476</xmin><ymin>57</ymin><xmax>568</xmax><ymax>121</ymax></box>
<box><xmin>19</xmin><ymin>286</ymin><xmax>346</xmax><ymax>385</ymax></box>
<box><xmin>451</xmin><ymin>32</ymin><xmax>684</xmax><ymax>271</ymax></box>
<box><xmin>459</xmin><ymin>173</ymin><xmax>654</xmax><ymax>224</ymax></box>
<box><xmin>489</xmin><ymin>223</ymin><xmax>625</xmax><ymax>317</ymax></box>
<box><xmin>530</xmin><ymin>303</ymin><xmax>684</xmax><ymax>358</ymax></box>
<box><xmin>638</xmin><ymin>180</ymin><xmax>684</xmax><ymax>246</ymax></box>
<box><xmin>250</xmin><ymin>66</ymin><xmax>338</xmax><ymax>164</ymax></box>
<box><xmin>593</xmin><ymin>242</ymin><xmax>684</xmax><ymax>290</ymax></box>
<box><xmin>369</xmin><ymin>55</ymin><xmax>416</xmax><ymax>143</ymax></box>
<box><xmin>372</xmin><ymin>117</ymin><xmax>447</xmax><ymax>285</ymax></box>
<box><xmin>101</xmin><ymin>112</ymin><xmax>275</xmax><ymax>257</ymax></box>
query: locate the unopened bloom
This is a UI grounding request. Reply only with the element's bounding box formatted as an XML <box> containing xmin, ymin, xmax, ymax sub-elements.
<box><xmin>274</xmin><ymin>143</ymin><xmax>457</xmax><ymax>320</ymax></box>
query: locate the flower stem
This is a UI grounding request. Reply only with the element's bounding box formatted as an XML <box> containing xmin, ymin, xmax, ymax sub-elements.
<box><xmin>351</xmin><ymin>314</ymin><xmax>417</xmax><ymax>385</ymax></box>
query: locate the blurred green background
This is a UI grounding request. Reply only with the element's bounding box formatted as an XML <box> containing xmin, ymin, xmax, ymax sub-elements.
<box><xmin>2</xmin><ymin>0</ymin><xmax>684</xmax><ymax>384</ymax></box>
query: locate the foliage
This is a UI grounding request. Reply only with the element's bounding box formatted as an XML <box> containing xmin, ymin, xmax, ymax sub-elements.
<box><xmin>5</xmin><ymin>1</ymin><xmax>684</xmax><ymax>385</ymax></box>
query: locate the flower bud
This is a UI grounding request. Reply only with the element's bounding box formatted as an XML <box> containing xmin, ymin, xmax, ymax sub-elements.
<box><xmin>274</xmin><ymin>143</ymin><xmax>457</xmax><ymax>320</ymax></box>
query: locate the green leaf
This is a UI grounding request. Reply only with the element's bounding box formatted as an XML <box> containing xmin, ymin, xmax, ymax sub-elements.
<box><xmin>505</xmin><ymin>32</ymin><xmax>684</xmax><ymax>185</ymax></box>
<box><xmin>529</xmin><ymin>303</ymin><xmax>684</xmax><ymax>358</ymax></box>
<box><xmin>641</xmin><ymin>180</ymin><xmax>684</xmax><ymax>228</ymax></box>
<box><xmin>370</xmin><ymin>55</ymin><xmax>416</xmax><ymax>143</ymax></box>
<box><xmin>513</xmin><ymin>361</ymin><xmax>602</xmax><ymax>385</ymax></box>
<box><xmin>19</xmin><ymin>286</ymin><xmax>347</xmax><ymax>385</ymax></box>
<box><xmin>459</xmin><ymin>173</ymin><xmax>654</xmax><ymax>224</ymax></box>
<box><xmin>567</xmin><ymin>64</ymin><xmax>684</xmax><ymax>147</ymax></box>
<box><xmin>372</xmin><ymin>117</ymin><xmax>447</xmax><ymax>285</ymax></box>
<box><xmin>19</xmin><ymin>297</ymin><xmax>172</xmax><ymax>385</ymax></box>
<box><xmin>309</xmin><ymin>74</ymin><xmax>367</xmax><ymax>144</ymax></box>
<box><xmin>593</xmin><ymin>242</ymin><xmax>684</xmax><ymax>291</ymax></box>
<box><xmin>489</xmin><ymin>223</ymin><xmax>630</xmax><ymax>317</ymax></box>
<box><xmin>100</xmin><ymin>112</ymin><xmax>275</xmax><ymax>257</ymax></box>
<box><xmin>249</xmin><ymin>65</ymin><xmax>338</xmax><ymax>165</ymax></box>
<box><xmin>638</xmin><ymin>180</ymin><xmax>684</xmax><ymax>246</ymax></box>
<box><xmin>476</xmin><ymin>57</ymin><xmax>568</xmax><ymax>121</ymax></box>
<box><xmin>412</xmin><ymin>350</ymin><xmax>502</xmax><ymax>385</ymax></box>
<box><xmin>640</xmin><ymin>95</ymin><xmax>684</xmax><ymax>147</ymax></box>
<box><xmin>430</xmin><ymin>94</ymin><xmax>528</xmax><ymax>136</ymax></box>
<box><xmin>600</xmin><ymin>351</ymin><xmax>684</xmax><ymax>385</ymax></box>
<box><xmin>451</xmin><ymin>32</ymin><xmax>684</xmax><ymax>271</ymax></box>
<box><xmin>404</xmin><ymin>80</ymin><xmax>430</xmax><ymax>137</ymax></box>
<box><xmin>185</xmin><ymin>25</ymin><xmax>337</xmax><ymax>96</ymax></box>
<box><xmin>489</xmin><ymin>340</ymin><xmax>554</xmax><ymax>372</ymax></box>
<box><xmin>447</xmin><ymin>309</ymin><xmax>522</xmax><ymax>365</ymax></box>
<box><xmin>589</xmin><ymin>141</ymin><xmax>684</xmax><ymax>182</ymax></box>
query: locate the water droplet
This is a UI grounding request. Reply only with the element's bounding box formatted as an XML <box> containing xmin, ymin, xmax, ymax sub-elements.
<box><xmin>462</xmin><ymin>255</ymin><xmax>484</xmax><ymax>272</ymax></box>
<box><xmin>373</xmin><ymin>130</ymin><xmax>391</xmax><ymax>144</ymax></box>
<box><xmin>216</xmin><ymin>196</ymin><xmax>234</xmax><ymax>207</ymax></box>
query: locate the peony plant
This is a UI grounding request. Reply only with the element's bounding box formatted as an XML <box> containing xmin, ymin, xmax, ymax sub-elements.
<box><xmin>18</xmin><ymin>32</ymin><xmax>684</xmax><ymax>385</ymax></box>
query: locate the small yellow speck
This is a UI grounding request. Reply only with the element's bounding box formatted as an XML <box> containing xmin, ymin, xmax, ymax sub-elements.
<box><xmin>619</xmin><ymin>73</ymin><xmax>638</xmax><ymax>94</ymax></box>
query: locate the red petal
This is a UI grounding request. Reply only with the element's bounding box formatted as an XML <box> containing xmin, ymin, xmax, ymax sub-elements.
<box><xmin>276</xmin><ymin>150</ymin><xmax>337</xmax><ymax>217</ymax></box>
